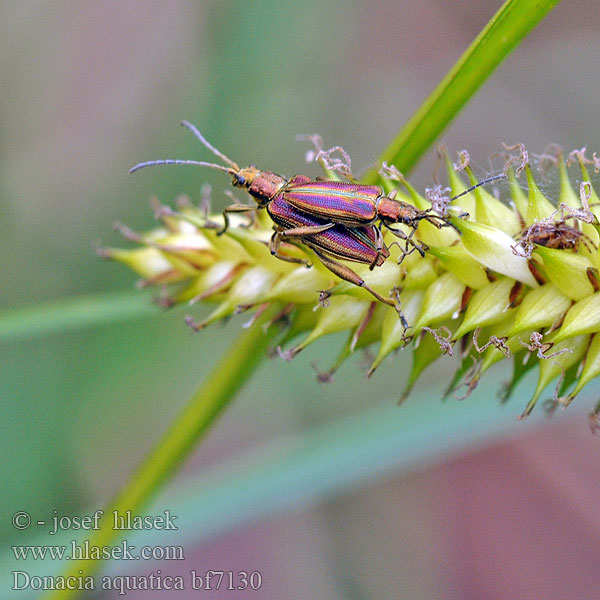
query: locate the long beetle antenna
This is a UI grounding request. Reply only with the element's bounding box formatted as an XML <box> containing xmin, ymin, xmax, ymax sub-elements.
<box><xmin>129</xmin><ymin>120</ymin><xmax>240</xmax><ymax>175</ymax></box>
<box><xmin>180</xmin><ymin>120</ymin><xmax>240</xmax><ymax>170</ymax></box>
<box><xmin>448</xmin><ymin>173</ymin><xmax>506</xmax><ymax>203</ymax></box>
<box><xmin>129</xmin><ymin>159</ymin><xmax>235</xmax><ymax>175</ymax></box>
<box><xmin>416</xmin><ymin>173</ymin><xmax>507</xmax><ymax>227</ymax></box>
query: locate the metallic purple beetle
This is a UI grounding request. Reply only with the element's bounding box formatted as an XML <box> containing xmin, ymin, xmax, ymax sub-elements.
<box><xmin>130</xmin><ymin>122</ymin><xmax>452</xmax><ymax>255</ymax></box>
<box><xmin>129</xmin><ymin>121</ymin><xmax>500</xmax><ymax>311</ymax></box>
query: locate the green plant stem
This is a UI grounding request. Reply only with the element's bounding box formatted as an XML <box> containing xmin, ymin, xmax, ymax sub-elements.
<box><xmin>44</xmin><ymin>303</ymin><xmax>282</xmax><ymax>600</ymax></box>
<box><xmin>365</xmin><ymin>0</ymin><xmax>562</xmax><ymax>180</ymax></box>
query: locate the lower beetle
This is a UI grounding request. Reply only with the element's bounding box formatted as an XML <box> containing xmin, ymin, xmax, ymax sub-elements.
<box><xmin>265</xmin><ymin>192</ymin><xmax>401</xmax><ymax>312</ymax></box>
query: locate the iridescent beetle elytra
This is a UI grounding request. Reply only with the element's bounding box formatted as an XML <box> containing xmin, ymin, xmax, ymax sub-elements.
<box><xmin>130</xmin><ymin>121</ymin><xmax>503</xmax><ymax>313</ymax></box>
<box><xmin>265</xmin><ymin>191</ymin><xmax>400</xmax><ymax>314</ymax></box>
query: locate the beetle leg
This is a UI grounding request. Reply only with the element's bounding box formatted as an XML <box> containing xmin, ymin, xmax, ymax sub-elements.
<box><xmin>312</xmin><ymin>249</ymin><xmax>403</xmax><ymax>316</ymax></box>
<box><xmin>238</xmin><ymin>208</ymin><xmax>257</xmax><ymax>229</ymax></box>
<box><xmin>386</xmin><ymin>225</ymin><xmax>427</xmax><ymax>258</ymax></box>
<box><xmin>279</xmin><ymin>222</ymin><xmax>336</xmax><ymax>237</ymax></box>
<box><xmin>403</xmin><ymin>224</ymin><xmax>424</xmax><ymax>253</ymax></box>
<box><xmin>279</xmin><ymin>223</ymin><xmax>336</xmax><ymax>237</ymax></box>
<box><xmin>421</xmin><ymin>210</ymin><xmax>444</xmax><ymax>229</ymax></box>
<box><xmin>421</xmin><ymin>211</ymin><xmax>456</xmax><ymax>231</ymax></box>
<box><xmin>368</xmin><ymin>226</ymin><xmax>386</xmax><ymax>271</ymax></box>
<box><xmin>431</xmin><ymin>216</ymin><xmax>449</xmax><ymax>229</ymax></box>
<box><xmin>269</xmin><ymin>231</ymin><xmax>311</xmax><ymax>267</ymax></box>
<box><xmin>388</xmin><ymin>241</ymin><xmax>422</xmax><ymax>264</ymax></box>
<box><xmin>580</xmin><ymin>231</ymin><xmax>598</xmax><ymax>253</ymax></box>
<box><xmin>384</xmin><ymin>225</ymin><xmax>406</xmax><ymax>242</ymax></box>
<box><xmin>218</xmin><ymin>204</ymin><xmax>258</xmax><ymax>235</ymax></box>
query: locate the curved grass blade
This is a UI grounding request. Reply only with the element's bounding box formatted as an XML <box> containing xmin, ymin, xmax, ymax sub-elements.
<box><xmin>366</xmin><ymin>0</ymin><xmax>562</xmax><ymax>180</ymax></box>
<box><xmin>0</xmin><ymin>291</ymin><xmax>157</xmax><ymax>342</ymax></box>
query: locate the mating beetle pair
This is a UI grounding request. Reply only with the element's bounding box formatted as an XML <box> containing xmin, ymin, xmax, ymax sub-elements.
<box><xmin>130</xmin><ymin>121</ymin><xmax>501</xmax><ymax>311</ymax></box>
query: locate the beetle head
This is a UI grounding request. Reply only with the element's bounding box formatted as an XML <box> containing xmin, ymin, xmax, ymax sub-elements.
<box><xmin>231</xmin><ymin>166</ymin><xmax>261</xmax><ymax>190</ymax></box>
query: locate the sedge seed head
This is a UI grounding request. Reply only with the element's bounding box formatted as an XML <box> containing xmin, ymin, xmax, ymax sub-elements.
<box><xmin>110</xmin><ymin>142</ymin><xmax>600</xmax><ymax>421</ymax></box>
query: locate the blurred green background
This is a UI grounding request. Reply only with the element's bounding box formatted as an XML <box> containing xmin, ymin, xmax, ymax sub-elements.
<box><xmin>3</xmin><ymin>2</ymin><xmax>600</xmax><ymax>599</ymax></box>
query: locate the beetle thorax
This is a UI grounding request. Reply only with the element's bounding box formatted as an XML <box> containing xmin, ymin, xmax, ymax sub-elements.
<box><xmin>377</xmin><ymin>196</ymin><xmax>402</xmax><ymax>222</ymax></box>
<box><xmin>378</xmin><ymin>197</ymin><xmax>422</xmax><ymax>224</ymax></box>
<box><xmin>236</xmin><ymin>168</ymin><xmax>287</xmax><ymax>206</ymax></box>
